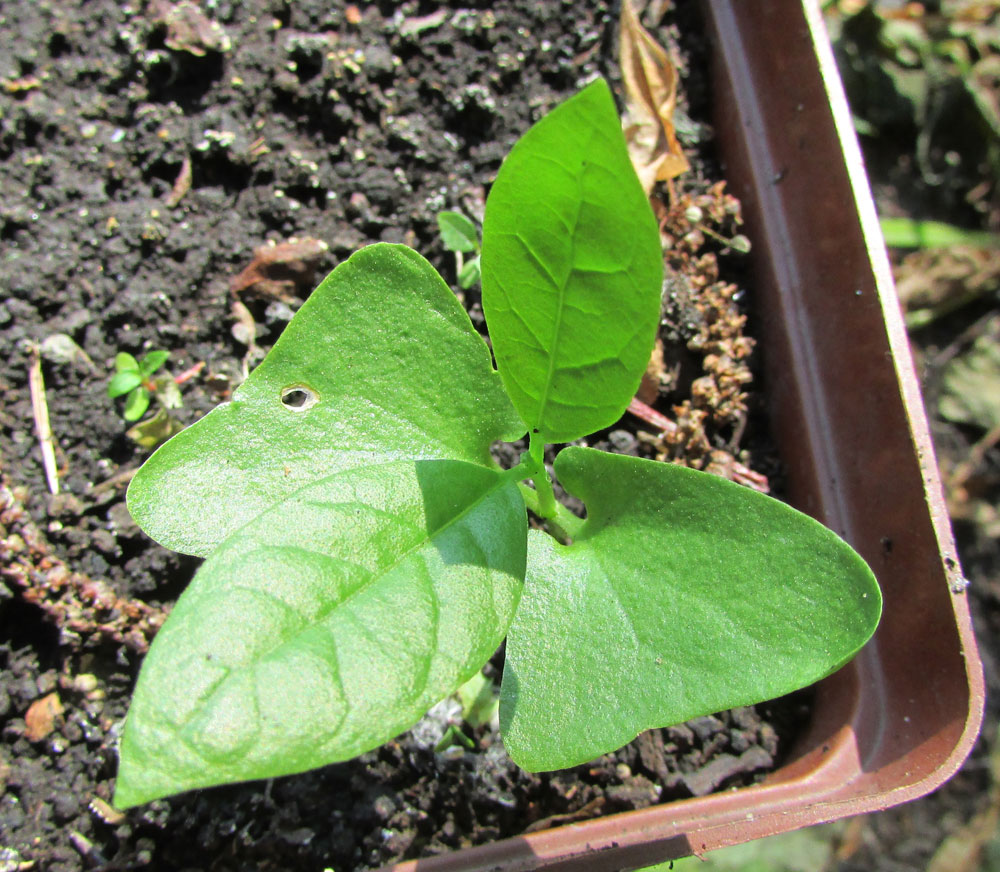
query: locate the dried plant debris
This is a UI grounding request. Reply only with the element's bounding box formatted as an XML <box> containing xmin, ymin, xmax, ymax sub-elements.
<box><xmin>633</xmin><ymin>182</ymin><xmax>756</xmax><ymax>476</ymax></box>
<box><xmin>940</xmin><ymin>324</ymin><xmax>1000</xmax><ymax>432</ymax></box>
<box><xmin>895</xmin><ymin>245</ymin><xmax>1000</xmax><ymax>329</ymax></box>
<box><xmin>619</xmin><ymin>0</ymin><xmax>690</xmax><ymax>194</ymax></box>
<box><xmin>1</xmin><ymin>477</ymin><xmax>168</xmax><ymax>653</ymax></box>
<box><xmin>147</xmin><ymin>0</ymin><xmax>231</xmax><ymax>56</ymax></box>
<box><xmin>230</xmin><ymin>237</ymin><xmax>330</xmax><ymax>303</ymax></box>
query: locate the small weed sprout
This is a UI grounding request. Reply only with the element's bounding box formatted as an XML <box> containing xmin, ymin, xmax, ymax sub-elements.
<box><xmin>437</xmin><ymin>210</ymin><xmax>482</xmax><ymax>289</ymax></box>
<box><xmin>107</xmin><ymin>350</ymin><xmax>184</xmax><ymax>448</ymax></box>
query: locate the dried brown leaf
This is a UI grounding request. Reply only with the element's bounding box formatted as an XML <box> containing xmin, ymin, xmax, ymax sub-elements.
<box><xmin>25</xmin><ymin>693</ymin><xmax>64</xmax><ymax>742</ymax></box>
<box><xmin>619</xmin><ymin>0</ymin><xmax>690</xmax><ymax>194</ymax></box>
<box><xmin>90</xmin><ymin>797</ymin><xmax>127</xmax><ymax>825</ymax></box>
<box><xmin>894</xmin><ymin>246</ymin><xmax>1000</xmax><ymax>312</ymax></box>
<box><xmin>149</xmin><ymin>0</ymin><xmax>231</xmax><ymax>56</ymax></box>
<box><xmin>230</xmin><ymin>299</ymin><xmax>257</xmax><ymax>348</ymax></box>
<box><xmin>230</xmin><ymin>237</ymin><xmax>329</xmax><ymax>303</ymax></box>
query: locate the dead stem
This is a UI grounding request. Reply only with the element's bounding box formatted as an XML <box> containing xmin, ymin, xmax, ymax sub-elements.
<box><xmin>0</xmin><ymin>475</ymin><xmax>168</xmax><ymax>653</ymax></box>
<box><xmin>27</xmin><ymin>342</ymin><xmax>60</xmax><ymax>496</ymax></box>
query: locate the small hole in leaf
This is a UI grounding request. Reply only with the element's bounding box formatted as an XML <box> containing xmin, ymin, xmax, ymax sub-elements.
<box><xmin>280</xmin><ymin>385</ymin><xmax>318</xmax><ymax>411</ymax></box>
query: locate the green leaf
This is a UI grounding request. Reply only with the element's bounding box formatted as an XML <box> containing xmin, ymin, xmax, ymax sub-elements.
<box><xmin>126</xmin><ymin>244</ymin><xmax>525</xmax><ymax>557</ymax></box>
<box><xmin>123</xmin><ymin>387</ymin><xmax>151</xmax><ymax>422</ymax></box>
<box><xmin>108</xmin><ymin>370</ymin><xmax>143</xmax><ymax>399</ymax></box>
<box><xmin>435</xmin><ymin>723</ymin><xmax>476</xmax><ymax>752</ymax></box>
<box><xmin>115</xmin><ymin>352</ymin><xmax>140</xmax><ymax>373</ymax></box>
<box><xmin>879</xmin><ymin>216</ymin><xmax>1000</xmax><ymax>250</ymax></box>
<box><xmin>437</xmin><ymin>211</ymin><xmax>480</xmax><ymax>253</ymax></box>
<box><xmin>456</xmin><ymin>669</ymin><xmax>499</xmax><ymax>729</ymax></box>
<box><xmin>481</xmin><ymin>78</ymin><xmax>663</xmax><ymax>443</ymax></box>
<box><xmin>139</xmin><ymin>349</ymin><xmax>170</xmax><ymax>377</ymax></box>
<box><xmin>114</xmin><ymin>458</ymin><xmax>526</xmax><ymax>807</ymax></box>
<box><xmin>500</xmin><ymin>447</ymin><xmax>881</xmax><ymax>771</ymax></box>
<box><xmin>458</xmin><ymin>254</ymin><xmax>481</xmax><ymax>290</ymax></box>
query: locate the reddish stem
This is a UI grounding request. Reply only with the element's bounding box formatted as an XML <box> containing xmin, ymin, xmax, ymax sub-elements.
<box><xmin>174</xmin><ymin>361</ymin><xmax>206</xmax><ymax>385</ymax></box>
<box><xmin>627</xmin><ymin>397</ymin><xmax>677</xmax><ymax>434</ymax></box>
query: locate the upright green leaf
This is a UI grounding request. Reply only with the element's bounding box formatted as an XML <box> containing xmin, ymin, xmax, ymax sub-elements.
<box><xmin>115</xmin><ymin>352</ymin><xmax>140</xmax><ymax>372</ymax></box>
<box><xmin>107</xmin><ymin>370</ymin><xmax>143</xmax><ymax>398</ymax></box>
<box><xmin>500</xmin><ymin>447</ymin><xmax>881</xmax><ymax>771</ymax></box>
<box><xmin>438</xmin><ymin>211</ymin><xmax>480</xmax><ymax>253</ymax></box>
<box><xmin>139</xmin><ymin>349</ymin><xmax>170</xmax><ymax>377</ymax></box>
<box><xmin>123</xmin><ymin>388</ymin><xmax>151</xmax><ymax>422</ymax></box>
<box><xmin>481</xmin><ymin>78</ymin><xmax>663</xmax><ymax>443</ymax></box>
<box><xmin>115</xmin><ymin>459</ymin><xmax>526</xmax><ymax>808</ymax></box>
<box><xmin>127</xmin><ymin>244</ymin><xmax>525</xmax><ymax>557</ymax></box>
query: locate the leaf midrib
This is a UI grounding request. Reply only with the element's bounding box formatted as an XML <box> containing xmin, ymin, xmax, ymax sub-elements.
<box><xmin>533</xmin><ymin>137</ymin><xmax>592</xmax><ymax>434</ymax></box>
<box><xmin>187</xmin><ymin>465</ymin><xmax>518</xmax><ymax>725</ymax></box>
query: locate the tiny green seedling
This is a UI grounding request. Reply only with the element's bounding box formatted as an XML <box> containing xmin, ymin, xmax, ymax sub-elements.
<box><xmin>107</xmin><ymin>350</ymin><xmax>185</xmax><ymax>448</ymax></box>
<box><xmin>113</xmin><ymin>80</ymin><xmax>881</xmax><ymax>808</ymax></box>
<box><xmin>433</xmin><ymin>670</ymin><xmax>499</xmax><ymax>754</ymax></box>
<box><xmin>437</xmin><ymin>210</ymin><xmax>482</xmax><ymax>289</ymax></box>
<box><xmin>107</xmin><ymin>350</ymin><xmax>173</xmax><ymax>422</ymax></box>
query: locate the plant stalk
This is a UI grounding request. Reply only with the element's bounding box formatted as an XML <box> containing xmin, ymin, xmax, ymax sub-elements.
<box><xmin>527</xmin><ymin>433</ymin><xmax>558</xmax><ymax>519</ymax></box>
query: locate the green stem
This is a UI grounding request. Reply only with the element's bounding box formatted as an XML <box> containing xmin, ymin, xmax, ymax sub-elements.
<box><xmin>505</xmin><ymin>435</ymin><xmax>584</xmax><ymax>541</ymax></box>
<box><xmin>528</xmin><ymin>433</ymin><xmax>557</xmax><ymax>519</ymax></box>
<box><xmin>517</xmin><ymin>482</ymin><xmax>584</xmax><ymax>543</ymax></box>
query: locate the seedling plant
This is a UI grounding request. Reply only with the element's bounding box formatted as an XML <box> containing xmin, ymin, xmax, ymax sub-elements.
<box><xmin>107</xmin><ymin>349</ymin><xmax>186</xmax><ymax>449</ymax></box>
<box><xmin>114</xmin><ymin>80</ymin><xmax>881</xmax><ymax>808</ymax></box>
<box><xmin>107</xmin><ymin>350</ymin><xmax>175</xmax><ymax>422</ymax></box>
<box><xmin>437</xmin><ymin>209</ymin><xmax>482</xmax><ymax>289</ymax></box>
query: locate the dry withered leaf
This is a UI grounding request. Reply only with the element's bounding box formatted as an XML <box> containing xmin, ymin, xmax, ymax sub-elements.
<box><xmin>894</xmin><ymin>246</ymin><xmax>1000</xmax><ymax>327</ymax></box>
<box><xmin>230</xmin><ymin>299</ymin><xmax>258</xmax><ymax>349</ymax></box>
<box><xmin>619</xmin><ymin>0</ymin><xmax>690</xmax><ymax>194</ymax></box>
<box><xmin>149</xmin><ymin>0</ymin><xmax>231</xmax><ymax>56</ymax></box>
<box><xmin>230</xmin><ymin>237</ymin><xmax>329</xmax><ymax>303</ymax></box>
<box><xmin>25</xmin><ymin>693</ymin><xmax>64</xmax><ymax>742</ymax></box>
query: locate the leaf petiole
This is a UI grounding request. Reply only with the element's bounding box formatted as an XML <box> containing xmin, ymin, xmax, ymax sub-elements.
<box><xmin>516</xmin><ymin>482</ymin><xmax>583</xmax><ymax>544</ymax></box>
<box><xmin>501</xmin><ymin>440</ymin><xmax>581</xmax><ymax>541</ymax></box>
<box><xmin>526</xmin><ymin>434</ymin><xmax>558</xmax><ymax>520</ymax></box>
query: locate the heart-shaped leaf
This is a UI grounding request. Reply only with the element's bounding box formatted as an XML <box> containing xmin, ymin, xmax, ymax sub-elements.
<box><xmin>499</xmin><ymin>446</ymin><xmax>881</xmax><ymax>771</ymax></box>
<box><xmin>127</xmin><ymin>244</ymin><xmax>525</xmax><ymax>556</ymax></box>
<box><xmin>481</xmin><ymin>78</ymin><xmax>663</xmax><ymax>444</ymax></box>
<box><xmin>115</xmin><ymin>458</ymin><xmax>526</xmax><ymax>808</ymax></box>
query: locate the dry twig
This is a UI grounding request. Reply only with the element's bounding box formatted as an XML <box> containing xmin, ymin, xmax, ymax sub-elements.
<box><xmin>27</xmin><ymin>342</ymin><xmax>60</xmax><ymax>495</ymax></box>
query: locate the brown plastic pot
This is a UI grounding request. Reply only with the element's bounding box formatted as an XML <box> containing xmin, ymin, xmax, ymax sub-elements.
<box><xmin>386</xmin><ymin>1</ymin><xmax>985</xmax><ymax>869</ymax></box>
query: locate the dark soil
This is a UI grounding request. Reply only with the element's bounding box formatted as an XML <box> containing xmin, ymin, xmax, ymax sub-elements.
<box><xmin>0</xmin><ymin>2</ymin><xmax>798</xmax><ymax>870</ymax></box>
